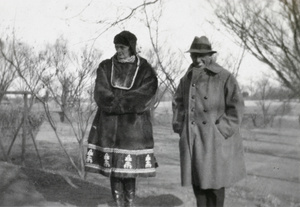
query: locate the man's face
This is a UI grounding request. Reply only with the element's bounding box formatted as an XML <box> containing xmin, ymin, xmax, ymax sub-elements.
<box><xmin>115</xmin><ymin>44</ymin><xmax>131</xmax><ymax>59</ymax></box>
<box><xmin>190</xmin><ymin>53</ymin><xmax>210</xmax><ymax>67</ymax></box>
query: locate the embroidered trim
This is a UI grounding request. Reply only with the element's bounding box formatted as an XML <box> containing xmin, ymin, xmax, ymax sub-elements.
<box><xmin>114</xmin><ymin>168</ymin><xmax>155</xmax><ymax>173</ymax></box>
<box><xmin>86</xmin><ymin>149</ymin><xmax>94</xmax><ymax>163</ymax></box>
<box><xmin>145</xmin><ymin>154</ymin><xmax>152</xmax><ymax>168</ymax></box>
<box><xmin>124</xmin><ymin>155</ymin><xmax>133</xmax><ymax>169</ymax></box>
<box><xmin>85</xmin><ymin>163</ymin><xmax>156</xmax><ymax>173</ymax></box>
<box><xmin>111</xmin><ymin>55</ymin><xmax>140</xmax><ymax>90</ymax></box>
<box><xmin>88</xmin><ymin>143</ymin><xmax>154</xmax><ymax>155</ymax></box>
<box><xmin>104</xmin><ymin>153</ymin><xmax>110</xmax><ymax>167</ymax></box>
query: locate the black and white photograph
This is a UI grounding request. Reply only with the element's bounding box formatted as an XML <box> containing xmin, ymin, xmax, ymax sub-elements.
<box><xmin>0</xmin><ymin>0</ymin><xmax>299</xmax><ymax>206</ymax></box>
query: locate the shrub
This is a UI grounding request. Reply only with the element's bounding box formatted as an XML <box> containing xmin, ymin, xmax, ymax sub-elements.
<box><xmin>0</xmin><ymin>107</ymin><xmax>45</xmax><ymax>142</ymax></box>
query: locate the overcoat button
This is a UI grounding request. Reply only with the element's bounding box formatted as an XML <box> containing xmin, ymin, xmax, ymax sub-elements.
<box><xmin>191</xmin><ymin>108</ymin><xmax>195</xmax><ymax>112</ymax></box>
<box><xmin>192</xmin><ymin>121</ymin><xmax>195</xmax><ymax>125</ymax></box>
<box><xmin>202</xmin><ymin>121</ymin><xmax>206</xmax><ymax>124</ymax></box>
<box><xmin>192</xmin><ymin>83</ymin><xmax>196</xmax><ymax>87</ymax></box>
<box><xmin>192</xmin><ymin>95</ymin><xmax>195</xmax><ymax>99</ymax></box>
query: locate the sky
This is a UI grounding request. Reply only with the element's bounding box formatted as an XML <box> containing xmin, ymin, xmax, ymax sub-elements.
<box><xmin>0</xmin><ymin>0</ymin><xmax>272</xmax><ymax>87</ymax></box>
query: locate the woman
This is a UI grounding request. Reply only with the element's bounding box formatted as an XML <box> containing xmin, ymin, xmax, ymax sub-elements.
<box><xmin>85</xmin><ymin>30</ymin><xmax>158</xmax><ymax>207</ymax></box>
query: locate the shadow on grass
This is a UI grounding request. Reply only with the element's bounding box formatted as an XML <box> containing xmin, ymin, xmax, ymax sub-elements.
<box><xmin>22</xmin><ymin>167</ymin><xmax>183</xmax><ymax>207</ymax></box>
<box><xmin>22</xmin><ymin>167</ymin><xmax>112</xmax><ymax>207</ymax></box>
<box><xmin>135</xmin><ymin>194</ymin><xmax>183</xmax><ymax>207</ymax></box>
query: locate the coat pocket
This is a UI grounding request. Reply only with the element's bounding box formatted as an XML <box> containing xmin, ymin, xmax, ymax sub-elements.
<box><xmin>215</xmin><ymin>118</ymin><xmax>235</xmax><ymax>139</ymax></box>
<box><xmin>215</xmin><ymin>122</ymin><xmax>228</xmax><ymax>139</ymax></box>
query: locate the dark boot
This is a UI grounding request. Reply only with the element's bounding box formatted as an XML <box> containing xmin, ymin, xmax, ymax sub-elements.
<box><xmin>124</xmin><ymin>178</ymin><xmax>136</xmax><ymax>207</ymax></box>
<box><xmin>110</xmin><ymin>177</ymin><xmax>124</xmax><ymax>207</ymax></box>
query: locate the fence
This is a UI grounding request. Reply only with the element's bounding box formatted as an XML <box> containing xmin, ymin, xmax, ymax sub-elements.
<box><xmin>0</xmin><ymin>91</ymin><xmax>42</xmax><ymax>167</ymax></box>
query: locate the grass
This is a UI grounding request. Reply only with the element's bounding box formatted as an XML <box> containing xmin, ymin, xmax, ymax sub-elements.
<box><xmin>1</xmin><ymin>100</ymin><xmax>300</xmax><ymax>206</ymax></box>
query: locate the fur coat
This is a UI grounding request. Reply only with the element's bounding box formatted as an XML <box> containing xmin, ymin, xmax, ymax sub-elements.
<box><xmin>85</xmin><ymin>55</ymin><xmax>158</xmax><ymax>178</ymax></box>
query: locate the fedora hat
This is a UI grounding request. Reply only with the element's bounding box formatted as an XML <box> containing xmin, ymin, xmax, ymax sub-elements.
<box><xmin>186</xmin><ymin>36</ymin><xmax>216</xmax><ymax>54</ymax></box>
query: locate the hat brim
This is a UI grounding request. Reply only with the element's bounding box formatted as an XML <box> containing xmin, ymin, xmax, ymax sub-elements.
<box><xmin>186</xmin><ymin>49</ymin><xmax>217</xmax><ymax>54</ymax></box>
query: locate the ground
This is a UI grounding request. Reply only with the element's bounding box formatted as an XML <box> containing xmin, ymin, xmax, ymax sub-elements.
<box><xmin>0</xmin><ymin>124</ymin><xmax>256</xmax><ymax>207</ymax></box>
<box><xmin>0</xmin><ymin>101</ymin><xmax>300</xmax><ymax>207</ymax></box>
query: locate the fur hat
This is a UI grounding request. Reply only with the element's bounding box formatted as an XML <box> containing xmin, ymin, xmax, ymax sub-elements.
<box><xmin>186</xmin><ymin>36</ymin><xmax>216</xmax><ymax>54</ymax></box>
<box><xmin>113</xmin><ymin>30</ymin><xmax>137</xmax><ymax>54</ymax></box>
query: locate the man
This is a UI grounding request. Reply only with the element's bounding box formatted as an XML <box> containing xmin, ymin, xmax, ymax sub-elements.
<box><xmin>172</xmin><ymin>36</ymin><xmax>246</xmax><ymax>207</ymax></box>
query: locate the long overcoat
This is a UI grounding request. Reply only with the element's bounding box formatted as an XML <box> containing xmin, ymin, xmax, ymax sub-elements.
<box><xmin>85</xmin><ymin>55</ymin><xmax>158</xmax><ymax>178</ymax></box>
<box><xmin>172</xmin><ymin>61</ymin><xmax>246</xmax><ymax>189</ymax></box>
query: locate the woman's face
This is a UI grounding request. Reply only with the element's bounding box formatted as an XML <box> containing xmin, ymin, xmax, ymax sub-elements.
<box><xmin>115</xmin><ymin>44</ymin><xmax>131</xmax><ymax>59</ymax></box>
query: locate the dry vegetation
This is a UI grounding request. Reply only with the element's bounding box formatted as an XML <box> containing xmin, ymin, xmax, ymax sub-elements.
<box><xmin>1</xmin><ymin>100</ymin><xmax>300</xmax><ymax>206</ymax></box>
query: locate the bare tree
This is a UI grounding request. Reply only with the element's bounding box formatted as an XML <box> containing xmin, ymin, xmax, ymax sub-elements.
<box><xmin>215</xmin><ymin>45</ymin><xmax>246</xmax><ymax>78</ymax></box>
<box><xmin>247</xmin><ymin>77</ymin><xmax>294</xmax><ymax>128</ymax></box>
<box><xmin>80</xmin><ymin>0</ymin><xmax>160</xmax><ymax>47</ymax></box>
<box><xmin>1</xmin><ymin>35</ymin><xmax>101</xmax><ymax>178</ymax></box>
<box><xmin>41</xmin><ymin>39</ymin><xmax>101</xmax><ymax>178</ymax></box>
<box><xmin>143</xmin><ymin>2</ymin><xmax>184</xmax><ymax>97</ymax></box>
<box><xmin>45</xmin><ymin>37</ymin><xmax>72</xmax><ymax>122</ymax></box>
<box><xmin>0</xmin><ymin>38</ymin><xmax>17</xmax><ymax>103</ymax></box>
<box><xmin>210</xmin><ymin>0</ymin><xmax>300</xmax><ymax>98</ymax></box>
<box><xmin>254</xmin><ymin>78</ymin><xmax>276</xmax><ymax>127</ymax></box>
<box><xmin>0</xmin><ymin>39</ymin><xmax>52</xmax><ymax>168</ymax></box>
<box><xmin>141</xmin><ymin>2</ymin><xmax>185</xmax><ymax>123</ymax></box>
<box><xmin>0</xmin><ymin>37</ymin><xmax>49</xmax><ymax>107</ymax></box>
<box><xmin>65</xmin><ymin>46</ymin><xmax>101</xmax><ymax>176</ymax></box>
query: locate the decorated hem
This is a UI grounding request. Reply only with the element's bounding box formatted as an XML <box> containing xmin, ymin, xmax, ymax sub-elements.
<box><xmin>85</xmin><ymin>144</ymin><xmax>156</xmax><ymax>178</ymax></box>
